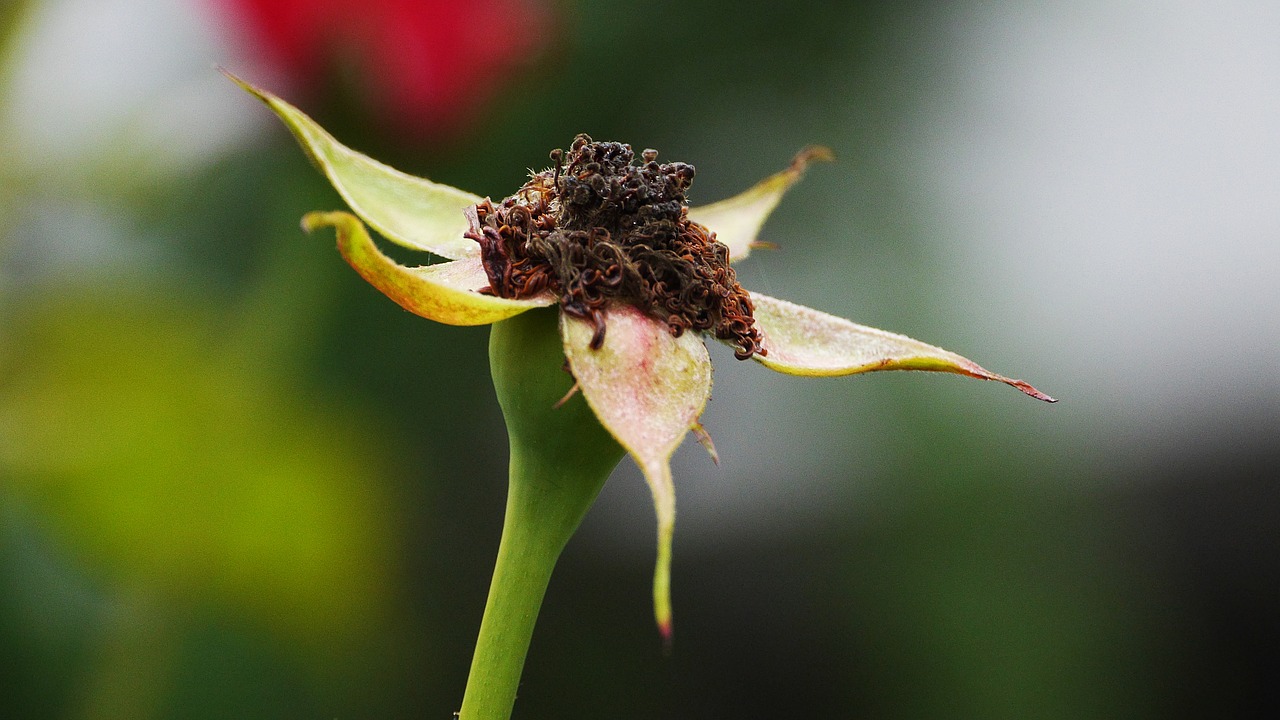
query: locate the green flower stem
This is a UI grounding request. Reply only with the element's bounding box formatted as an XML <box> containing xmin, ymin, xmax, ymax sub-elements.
<box><xmin>459</xmin><ymin>307</ymin><xmax>624</xmax><ymax>720</ymax></box>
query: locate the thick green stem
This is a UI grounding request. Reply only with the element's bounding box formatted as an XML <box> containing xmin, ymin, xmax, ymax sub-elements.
<box><xmin>455</xmin><ymin>448</ymin><xmax>600</xmax><ymax>719</ymax></box>
<box><xmin>458</xmin><ymin>307</ymin><xmax>624</xmax><ymax>720</ymax></box>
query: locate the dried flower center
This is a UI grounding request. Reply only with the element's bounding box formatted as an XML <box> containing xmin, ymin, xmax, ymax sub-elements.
<box><xmin>467</xmin><ymin>134</ymin><xmax>765</xmax><ymax>359</ymax></box>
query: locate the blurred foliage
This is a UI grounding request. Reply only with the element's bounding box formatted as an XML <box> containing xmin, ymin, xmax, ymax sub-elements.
<box><xmin>0</xmin><ymin>1</ymin><xmax>30</xmax><ymax>59</ymax></box>
<box><xmin>0</xmin><ymin>286</ymin><xmax>393</xmax><ymax>640</ymax></box>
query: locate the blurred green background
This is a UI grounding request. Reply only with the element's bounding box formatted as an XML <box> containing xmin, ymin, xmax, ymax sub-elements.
<box><xmin>2</xmin><ymin>0</ymin><xmax>1277</xmax><ymax>718</ymax></box>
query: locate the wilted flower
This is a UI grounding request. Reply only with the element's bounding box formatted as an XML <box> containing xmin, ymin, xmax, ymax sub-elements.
<box><xmin>230</xmin><ymin>73</ymin><xmax>1054</xmax><ymax>639</ymax></box>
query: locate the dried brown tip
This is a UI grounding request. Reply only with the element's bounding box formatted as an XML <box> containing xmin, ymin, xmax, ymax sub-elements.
<box><xmin>1008</xmin><ymin>380</ymin><xmax>1057</xmax><ymax>403</ymax></box>
<box><xmin>691</xmin><ymin>422</ymin><xmax>720</xmax><ymax>465</ymax></box>
<box><xmin>792</xmin><ymin>145</ymin><xmax>836</xmax><ymax>171</ymax></box>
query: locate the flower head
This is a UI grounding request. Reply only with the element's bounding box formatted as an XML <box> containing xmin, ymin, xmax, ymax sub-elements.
<box><xmin>216</xmin><ymin>0</ymin><xmax>552</xmax><ymax>139</ymax></box>
<box><xmin>229</xmin><ymin>72</ymin><xmax>1054</xmax><ymax>640</ymax></box>
<box><xmin>467</xmin><ymin>135</ymin><xmax>766</xmax><ymax>360</ymax></box>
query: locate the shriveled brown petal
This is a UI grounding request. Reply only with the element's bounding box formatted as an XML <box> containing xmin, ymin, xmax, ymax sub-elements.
<box><xmin>749</xmin><ymin>292</ymin><xmax>1056</xmax><ymax>402</ymax></box>
<box><xmin>560</xmin><ymin>305</ymin><xmax>714</xmax><ymax>639</ymax></box>
<box><xmin>228</xmin><ymin>71</ymin><xmax>482</xmax><ymax>260</ymax></box>
<box><xmin>304</xmin><ymin>212</ymin><xmax>553</xmax><ymax>326</ymax></box>
<box><xmin>687</xmin><ymin>146</ymin><xmax>833</xmax><ymax>263</ymax></box>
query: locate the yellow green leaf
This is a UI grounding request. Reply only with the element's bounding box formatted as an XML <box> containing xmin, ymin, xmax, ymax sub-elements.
<box><xmin>227</xmin><ymin>70</ymin><xmax>482</xmax><ymax>260</ymax></box>
<box><xmin>304</xmin><ymin>211</ymin><xmax>553</xmax><ymax>326</ymax></box>
<box><xmin>750</xmin><ymin>292</ymin><xmax>1056</xmax><ymax>402</ymax></box>
<box><xmin>687</xmin><ymin>146</ymin><xmax>833</xmax><ymax>263</ymax></box>
<box><xmin>559</xmin><ymin>305</ymin><xmax>714</xmax><ymax>639</ymax></box>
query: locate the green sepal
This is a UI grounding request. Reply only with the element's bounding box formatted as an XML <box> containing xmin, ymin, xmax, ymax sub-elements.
<box><xmin>750</xmin><ymin>292</ymin><xmax>1056</xmax><ymax>402</ymax></box>
<box><xmin>687</xmin><ymin>146</ymin><xmax>833</xmax><ymax>262</ymax></box>
<box><xmin>226</xmin><ymin>70</ymin><xmax>482</xmax><ymax>260</ymax></box>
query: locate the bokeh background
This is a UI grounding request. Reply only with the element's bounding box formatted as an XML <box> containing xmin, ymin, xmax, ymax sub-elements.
<box><xmin>2</xmin><ymin>0</ymin><xmax>1278</xmax><ymax>718</ymax></box>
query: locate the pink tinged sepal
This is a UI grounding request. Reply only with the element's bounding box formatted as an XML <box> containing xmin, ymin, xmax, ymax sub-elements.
<box><xmin>687</xmin><ymin>146</ymin><xmax>834</xmax><ymax>263</ymax></box>
<box><xmin>748</xmin><ymin>292</ymin><xmax>1056</xmax><ymax>402</ymax></box>
<box><xmin>303</xmin><ymin>211</ymin><xmax>553</xmax><ymax>326</ymax></box>
<box><xmin>226</xmin><ymin>70</ymin><xmax>482</xmax><ymax>261</ymax></box>
<box><xmin>559</xmin><ymin>305</ymin><xmax>714</xmax><ymax>641</ymax></box>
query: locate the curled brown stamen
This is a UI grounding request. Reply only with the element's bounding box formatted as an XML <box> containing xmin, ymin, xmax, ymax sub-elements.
<box><xmin>470</xmin><ymin>134</ymin><xmax>765</xmax><ymax>359</ymax></box>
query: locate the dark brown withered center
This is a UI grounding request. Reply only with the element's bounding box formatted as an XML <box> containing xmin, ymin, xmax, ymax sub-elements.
<box><xmin>466</xmin><ymin>134</ymin><xmax>765</xmax><ymax>360</ymax></box>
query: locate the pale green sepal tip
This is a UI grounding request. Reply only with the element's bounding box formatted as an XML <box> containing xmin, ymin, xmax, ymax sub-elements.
<box><xmin>688</xmin><ymin>146</ymin><xmax>833</xmax><ymax>263</ymax></box>
<box><xmin>224</xmin><ymin>69</ymin><xmax>482</xmax><ymax>261</ymax></box>
<box><xmin>749</xmin><ymin>292</ymin><xmax>1056</xmax><ymax>402</ymax></box>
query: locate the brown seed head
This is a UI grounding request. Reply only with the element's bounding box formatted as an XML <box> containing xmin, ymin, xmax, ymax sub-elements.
<box><xmin>467</xmin><ymin>134</ymin><xmax>764</xmax><ymax>359</ymax></box>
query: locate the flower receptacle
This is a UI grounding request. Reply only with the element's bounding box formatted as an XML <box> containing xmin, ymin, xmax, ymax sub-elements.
<box><xmin>458</xmin><ymin>307</ymin><xmax>625</xmax><ymax>720</ymax></box>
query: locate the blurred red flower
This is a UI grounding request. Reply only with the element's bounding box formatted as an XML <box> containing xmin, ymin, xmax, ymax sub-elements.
<box><xmin>215</xmin><ymin>0</ymin><xmax>552</xmax><ymax>140</ymax></box>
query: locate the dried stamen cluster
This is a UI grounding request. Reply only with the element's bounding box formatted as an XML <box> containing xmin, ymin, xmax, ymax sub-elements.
<box><xmin>468</xmin><ymin>134</ymin><xmax>764</xmax><ymax>359</ymax></box>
